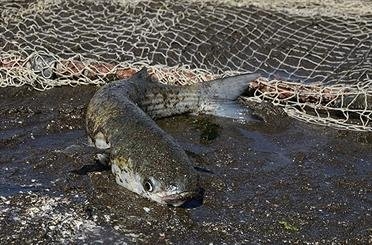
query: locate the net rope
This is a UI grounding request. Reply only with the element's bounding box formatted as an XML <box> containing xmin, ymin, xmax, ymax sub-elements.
<box><xmin>1</xmin><ymin>0</ymin><xmax>371</xmax><ymax>131</ymax></box>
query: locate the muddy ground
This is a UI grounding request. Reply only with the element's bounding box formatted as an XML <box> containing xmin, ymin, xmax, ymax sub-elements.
<box><xmin>0</xmin><ymin>85</ymin><xmax>371</xmax><ymax>244</ymax></box>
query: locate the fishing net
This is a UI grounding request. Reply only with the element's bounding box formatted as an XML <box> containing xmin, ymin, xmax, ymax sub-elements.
<box><xmin>1</xmin><ymin>0</ymin><xmax>371</xmax><ymax>131</ymax></box>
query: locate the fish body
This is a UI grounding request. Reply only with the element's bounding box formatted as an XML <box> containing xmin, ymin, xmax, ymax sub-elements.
<box><xmin>86</xmin><ymin>68</ymin><xmax>258</xmax><ymax>206</ymax></box>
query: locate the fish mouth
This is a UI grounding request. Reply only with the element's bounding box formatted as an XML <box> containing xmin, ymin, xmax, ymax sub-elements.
<box><xmin>161</xmin><ymin>191</ymin><xmax>200</xmax><ymax>207</ymax></box>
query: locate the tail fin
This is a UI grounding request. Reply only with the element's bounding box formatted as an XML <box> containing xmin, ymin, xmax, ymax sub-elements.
<box><xmin>201</xmin><ymin>73</ymin><xmax>259</xmax><ymax>100</ymax></box>
<box><xmin>197</xmin><ymin>73</ymin><xmax>259</xmax><ymax>121</ymax></box>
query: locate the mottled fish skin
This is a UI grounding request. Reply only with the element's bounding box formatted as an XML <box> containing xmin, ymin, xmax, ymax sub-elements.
<box><xmin>86</xmin><ymin>68</ymin><xmax>258</xmax><ymax>206</ymax></box>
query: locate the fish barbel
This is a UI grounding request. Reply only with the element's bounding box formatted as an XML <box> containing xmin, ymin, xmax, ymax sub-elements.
<box><xmin>86</xmin><ymin>68</ymin><xmax>258</xmax><ymax>206</ymax></box>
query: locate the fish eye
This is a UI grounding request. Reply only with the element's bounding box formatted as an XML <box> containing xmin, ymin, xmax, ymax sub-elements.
<box><xmin>143</xmin><ymin>179</ymin><xmax>154</xmax><ymax>192</ymax></box>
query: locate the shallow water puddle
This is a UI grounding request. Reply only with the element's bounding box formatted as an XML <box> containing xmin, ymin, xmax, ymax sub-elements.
<box><xmin>0</xmin><ymin>86</ymin><xmax>371</xmax><ymax>243</ymax></box>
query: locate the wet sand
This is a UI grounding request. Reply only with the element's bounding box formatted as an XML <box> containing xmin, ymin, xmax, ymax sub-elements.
<box><xmin>0</xmin><ymin>85</ymin><xmax>371</xmax><ymax>244</ymax></box>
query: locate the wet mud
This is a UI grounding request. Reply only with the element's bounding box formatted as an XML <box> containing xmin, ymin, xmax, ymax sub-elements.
<box><xmin>0</xmin><ymin>86</ymin><xmax>371</xmax><ymax>244</ymax></box>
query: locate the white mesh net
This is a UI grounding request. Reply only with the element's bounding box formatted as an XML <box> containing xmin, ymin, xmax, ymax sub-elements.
<box><xmin>1</xmin><ymin>0</ymin><xmax>371</xmax><ymax>131</ymax></box>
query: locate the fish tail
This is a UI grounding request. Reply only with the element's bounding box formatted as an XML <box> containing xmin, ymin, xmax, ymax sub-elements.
<box><xmin>197</xmin><ymin>73</ymin><xmax>259</xmax><ymax>121</ymax></box>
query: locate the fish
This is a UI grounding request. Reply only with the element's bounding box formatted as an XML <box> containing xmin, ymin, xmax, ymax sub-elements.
<box><xmin>86</xmin><ymin>68</ymin><xmax>258</xmax><ymax>206</ymax></box>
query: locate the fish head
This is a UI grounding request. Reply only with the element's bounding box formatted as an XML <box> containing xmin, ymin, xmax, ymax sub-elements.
<box><xmin>112</xmin><ymin>156</ymin><xmax>201</xmax><ymax>207</ymax></box>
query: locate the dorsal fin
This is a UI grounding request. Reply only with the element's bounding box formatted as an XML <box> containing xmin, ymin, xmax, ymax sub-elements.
<box><xmin>133</xmin><ymin>67</ymin><xmax>155</xmax><ymax>83</ymax></box>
